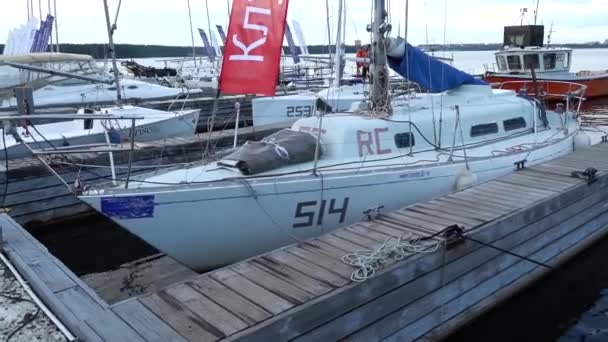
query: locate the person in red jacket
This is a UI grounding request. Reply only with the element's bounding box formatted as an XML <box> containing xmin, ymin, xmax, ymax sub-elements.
<box><xmin>356</xmin><ymin>45</ymin><xmax>370</xmax><ymax>79</ymax></box>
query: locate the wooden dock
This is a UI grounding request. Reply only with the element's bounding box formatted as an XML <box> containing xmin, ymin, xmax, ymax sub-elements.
<box><xmin>2</xmin><ymin>142</ymin><xmax>608</xmax><ymax>341</ymax></box>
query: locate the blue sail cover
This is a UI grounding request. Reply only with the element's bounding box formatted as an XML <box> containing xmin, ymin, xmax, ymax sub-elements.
<box><xmin>387</xmin><ymin>43</ymin><xmax>486</xmax><ymax>92</ymax></box>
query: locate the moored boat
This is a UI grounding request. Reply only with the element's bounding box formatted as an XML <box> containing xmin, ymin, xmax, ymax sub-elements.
<box><xmin>483</xmin><ymin>25</ymin><xmax>608</xmax><ymax>99</ymax></box>
<box><xmin>75</xmin><ymin>3</ymin><xmax>590</xmax><ymax>270</ymax></box>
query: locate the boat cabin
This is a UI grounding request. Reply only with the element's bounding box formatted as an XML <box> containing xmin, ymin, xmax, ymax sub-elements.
<box><xmin>494</xmin><ymin>24</ymin><xmax>572</xmax><ymax>74</ymax></box>
<box><xmin>494</xmin><ymin>48</ymin><xmax>572</xmax><ymax>74</ymax></box>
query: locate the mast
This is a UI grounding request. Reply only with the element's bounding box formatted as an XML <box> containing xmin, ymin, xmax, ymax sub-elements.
<box><xmin>332</xmin><ymin>0</ymin><xmax>344</xmax><ymax>89</ymax></box>
<box><xmin>102</xmin><ymin>0</ymin><xmax>122</xmax><ymax>104</ymax></box>
<box><xmin>371</xmin><ymin>0</ymin><xmax>390</xmax><ymax>112</ymax></box>
<box><xmin>534</xmin><ymin>0</ymin><xmax>540</xmax><ymax>25</ymax></box>
<box><xmin>187</xmin><ymin>0</ymin><xmax>197</xmax><ymax>67</ymax></box>
<box><xmin>53</xmin><ymin>0</ymin><xmax>59</xmax><ymax>52</ymax></box>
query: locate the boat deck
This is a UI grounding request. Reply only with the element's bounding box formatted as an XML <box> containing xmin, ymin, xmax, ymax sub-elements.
<box><xmin>2</xmin><ymin>140</ymin><xmax>608</xmax><ymax>341</ymax></box>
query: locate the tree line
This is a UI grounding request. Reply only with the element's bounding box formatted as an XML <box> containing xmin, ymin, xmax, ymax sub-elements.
<box><xmin>1</xmin><ymin>42</ymin><xmax>607</xmax><ymax>59</ymax></box>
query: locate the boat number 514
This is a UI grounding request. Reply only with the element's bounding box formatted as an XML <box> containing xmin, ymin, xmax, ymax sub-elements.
<box><xmin>293</xmin><ymin>198</ymin><xmax>349</xmax><ymax>228</ymax></box>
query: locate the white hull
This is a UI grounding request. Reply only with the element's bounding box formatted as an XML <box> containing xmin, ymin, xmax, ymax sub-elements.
<box><xmin>252</xmin><ymin>85</ymin><xmax>367</xmax><ymax>126</ymax></box>
<box><xmin>1</xmin><ymin>79</ymin><xmax>196</xmax><ymax>109</ymax></box>
<box><xmin>1</xmin><ymin>107</ymin><xmax>199</xmax><ymax>159</ymax></box>
<box><xmin>80</xmin><ymin>132</ymin><xmax>576</xmax><ymax>271</ymax></box>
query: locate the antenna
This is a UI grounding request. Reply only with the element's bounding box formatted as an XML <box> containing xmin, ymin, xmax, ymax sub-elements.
<box><xmin>534</xmin><ymin>0</ymin><xmax>540</xmax><ymax>25</ymax></box>
<box><xmin>547</xmin><ymin>21</ymin><xmax>554</xmax><ymax>45</ymax></box>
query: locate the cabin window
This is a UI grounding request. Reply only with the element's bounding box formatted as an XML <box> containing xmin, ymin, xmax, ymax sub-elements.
<box><xmin>107</xmin><ymin>86</ymin><xmax>117</xmax><ymax>91</ymax></box>
<box><xmin>496</xmin><ymin>56</ymin><xmax>507</xmax><ymax>71</ymax></box>
<box><xmin>471</xmin><ymin>123</ymin><xmax>499</xmax><ymax>137</ymax></box>
<box><xmin>555</xmin><ymin>53</ymin><xmax>567</xmax><ymax>69</ymax></box>
<box><xmin>507</xmin><ymin>55</ymin><xmax>522</xmax><ymax>71</ymax></box>
<box><xmin>543</xmin><ymin>53</ymin><xmax>557</xmax><ymax>70</ymax></box>
<box><xmin>127</xmin><ymin>85</ymin><xmax>138</xmax><ymax>90</ymax></box>
<box><xmin>503</xmin><ymin>117</ymin><xmax>527</xmax><ymax>131</ymax></box>
<box><xmin>523</xmin><ymin>54</ymin><xmax>540</xmax><ymax>70</ymax></box>
<box><xmin>395</xmin><ymin>132</ymin><xmax>415</xmax><ymax>148</ymax></box>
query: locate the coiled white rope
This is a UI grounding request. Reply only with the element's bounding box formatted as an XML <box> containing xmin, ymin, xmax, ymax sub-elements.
<box><xmin>342</xmin><ymin>232</ymin><xmax>442</xmax><ymax>282</ymax></box>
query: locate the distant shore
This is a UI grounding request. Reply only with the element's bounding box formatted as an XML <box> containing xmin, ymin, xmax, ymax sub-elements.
<box><xmin>1</xmin><ymin>43</ymin><xmax>607</xmax><ymax>60</ymax></box>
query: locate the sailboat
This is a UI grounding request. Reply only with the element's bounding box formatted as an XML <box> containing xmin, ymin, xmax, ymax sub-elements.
<box><xmin>77</xmin><ymin>0</ymin><xmax>588</xmax><ymax>271</ymax></box>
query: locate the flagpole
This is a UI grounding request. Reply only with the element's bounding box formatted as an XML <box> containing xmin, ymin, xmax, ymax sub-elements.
<box><xmin>53</xmin><ymin>0</ymin><xmax>59</xmax><ymax>52</ymax></box>
<box><xmin>187</xmin><ymin>0</ymin><xmax>198</xmax><ymax>67</ymax></box>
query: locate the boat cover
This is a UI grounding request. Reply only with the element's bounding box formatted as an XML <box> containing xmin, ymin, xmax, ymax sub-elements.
<box><xmin>387</xmin><ymin>42</ymin><xmax>487</xmax><ymax>93</ymax></box>
<box><xmin>218</xmin><ymin>129</ymin><xmax>319</xmax><ymax>175</ymax></box>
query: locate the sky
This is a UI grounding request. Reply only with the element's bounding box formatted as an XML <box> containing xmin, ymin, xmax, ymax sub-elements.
<box><xmin>1</xmin><ymin>0</ymin><xmax>607</xmax><ymax>47</ymax></box>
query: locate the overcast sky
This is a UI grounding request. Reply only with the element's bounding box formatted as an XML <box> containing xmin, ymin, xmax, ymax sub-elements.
<box><xmin>1</xmin><ymin>0</ymin><xmax>607</xmax><ymax>47</ymax></box>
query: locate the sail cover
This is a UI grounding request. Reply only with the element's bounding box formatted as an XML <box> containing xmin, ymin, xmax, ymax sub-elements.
<box><xmin>387</xmin><ymin>42</ymin><xmax>486</xmax><ymax>93</ymax></box>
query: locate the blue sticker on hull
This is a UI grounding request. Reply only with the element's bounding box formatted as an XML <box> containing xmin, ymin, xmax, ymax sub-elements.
<box><xmin>101</xmin><ymin>195</ymin><xmax>155</xmax><ymax>219</ymax></box>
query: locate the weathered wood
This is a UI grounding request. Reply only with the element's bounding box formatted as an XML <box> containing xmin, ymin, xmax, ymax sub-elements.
<box><xmin>342</xmin><ymin>225</ymin><xmax>391</xmax><ymax>243</ymax></box>
<box><xmin>287</xmin><ymin>247</ymin><xmax>354</xmax><ymax>279</ymax></box>
<box><xmin>56</xmin><ymin>287</ymin><xmax>145</xmax><ymax>341</ymax></box>
<box><xmin>251</xmin><ymin>257</ymin><xmax>333</xmax><ymax>297</ymax></box>
<box><xmin>434</xmin><ymin>196</ymin><xmax>508</xmax><ymax>218</ymax></box>
<box><xmin>387</xmin><ymin>207</ymin><xmax>608</xmax><ymax>341</ymax></box>
<box><xmin>165</xmin><ymin>284</ymin><xmax>248</xmax><ymax>337</ymax></box>
<box><xmin>112</xmin><ymin>299</ymin><xmax>187</xmax><ymax>342</ymax></box>
<box><xmin>187</xmin><ymin>276</ymin><xmax>271</xmax><ymax>326</ymax></box>
<box><xmin>421</xmin><ymin>200</ymin><xmax>497</xmax><ymax>222</ymax></box>
<box><xmin>140</xmin><ymin>292</ymin><xmax>221</xmax><ymax>341</ymax></box>
<box><xmin>210</xmin><ymin>268</ymin><xmax>294</xmax><ymax>315</ymax></box>
<box><xmin>268</xmin><ymin>250</ymin><xmax>349</xmax><ymax>287</ymax></box>
<box><xmin>408</xmin><ymin>205</ymin><xmax>484</xmax><ymax>227</ymax></box>
<box><xmin>331</xmin><ymin>230</ymin><xmax>382</xmax><ymax>248</ymax></box>
<box><xmin>231</xmin><ymin>262</ymin><xmax>315</xmax><ymax>304</ymax></box>
<box><xmin>343</xmin><ymin>189</ymin><xmax>608</xmax><ymax>341</ymax></box>
<box><xmin>227</xmin><ymin>166</ymin><xmax>608</xmax><ymax>341</ymax></box>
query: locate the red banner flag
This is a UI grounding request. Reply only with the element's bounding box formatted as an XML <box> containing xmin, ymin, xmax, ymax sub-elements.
<box><xmin>219</xmin><ymin>0</ymin><xmax>290</xmax><ymax>96</ymax></box>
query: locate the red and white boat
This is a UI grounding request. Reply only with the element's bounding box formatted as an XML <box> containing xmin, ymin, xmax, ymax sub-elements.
<box><xmin>484</xmin><ymin>25</ymin><xmax>608</xmax><ymax>99</ymax></box>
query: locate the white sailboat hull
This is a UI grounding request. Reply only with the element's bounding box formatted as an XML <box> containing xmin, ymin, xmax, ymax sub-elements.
<box><xmin>1</xmin><ymin>108</ymin><xmax>199</xmax><ymax>159</ymax></box>
<box><xmin>80</xmin><ymin>134</ymin><xmax>575</xmax><ymax>271</ymax></box>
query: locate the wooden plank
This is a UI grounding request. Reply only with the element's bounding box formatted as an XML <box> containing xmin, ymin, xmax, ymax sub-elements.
<box><xmin>56</xmin><ymin>287</ymin><xmax>145</xmax><ymax>341</ymax></box>
<box><xmin>423</xmin><ymin>216</ymin><xmax>608</xmax><ymax>341</ymax></box>
<box><xmin>375</xmin><ymin>216</ymin><xmax>438</xmax><ymax>237</ymax></box>
<box><xmin>386</xmin><ymin>206</ymin><xmax>608</xmax><ymax>341</ymax></box>
<box><xmin>301</xmin><ymin>240</ymin><xmax>353</xmax><ymax>259</ymax></box>
<box><xmin>474</xmin><ymin>180</ymin><xmax>555</xmax><ymax>200</ymax></box>
<box><xmin>502</xmin><ymin>172</ymin><xmax>578</xmax><ymax>190</ymax></box>
<box><xmin>140</xmin><ymin>293</ymin><xmax>220</xmax><ymax>342</ymax></box>
<box><xmin>113</xmin><ymin>299</ymin><xmax>187</xmax><ymax>342</ymax></box>
<box><xmin>331</xmin><ymin>230</ymin><xmax>383</xmax><ymax>248</ymax></box>
<box><xmin>342</xmin><ymin>190</ymin><xmax>608</xmax><ymax>342</ymax></box>
<box><xmin>444</xmin><ymin>191</ymin><xmax>516</xmax><ymax>212</ymax></box>
<box><xmin>251</xmin><ymin>257</ymin><xmax>333</xmax><ymax>296</ymax></box>
<box><xmin>464</xmin><ymin>187</ymin><xmax>535</xmax><ymax>209</ymax></box>
<box><xmin>288</xmin><ymin>246</ymin><xmax>354</xmax><ymax>279</ymax></box>
<box><xmin>321</xmin><ymin>234</ymin><xmax>369</xmax><ymax>252</ymax></box>
<box><xmin>516</xmin><ymin>169</ymin><xmax>582</xmax><ymax>185</ymax></box>
<box><xmin>434</xmin><ymin>197</ymin><xmax>508</xmax><ymax>218</ymax></box>
<box><xmin>446</xmin><ymin>191</ymin><xmax>519</xmax><ymax>212</ymax></box>
<box><xmin>231</xmin><ymin>262</ymin><xmax>317</xmax><ymax>304</ymax></box>
<box><xmin>269</xmin><ymin>250</ymin><xmax>349</xmax><ymax>287</ymax></box>
<box><xmin>386</xmin><ymin>211</ymin><xmax>448</xmax><ymax>231</ymax></box>
<box><xmin>187</xmin><ymin>276</ymin><xmax>271</xmax><ymax>326</ymax></box>
<box><xmin>362</xmin><ymin>220</ymin><xmax>423</xmax><ymax>237</ymax></box>
<box><xmin>407</xmin><ymin>205</ymin><xmax>484</xmax><ymax>227</ymax></box>
<box><xmin>210</xmin><ymin>268</ymin><xmax>294</xmax><ymax>315</ymax></box>
<box><xmin>345</xmin><ymin>224</ymin><xmax>394</xmax><ymax>242</ymax></box>
<box><xmin>228</xmin><ymin>169</ymin><xmax>608</xmax><ymax>341</ymax></box>
<box><xmin>528</xmin><ymin>163</ymin><xmax>582</xmax><ymax>177</ymax></box>
<box><xmin>422</xmin><ymin>200</ymin><xmax>497</xmax><ymax>222</ymax></box>
<box><xmin>479</xmin><ymin>180</ymin><xmax>554</xmax><ymax>200</ymax></box>
<box><xmin>402</xmin><ymin>207</ymin><xmax>479</xmax><ymax>228</ymax></box>
<box><xmin>166</xmin><ymin>283</ymin><xmax>248</xmax><ymax>337</ymax></box>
